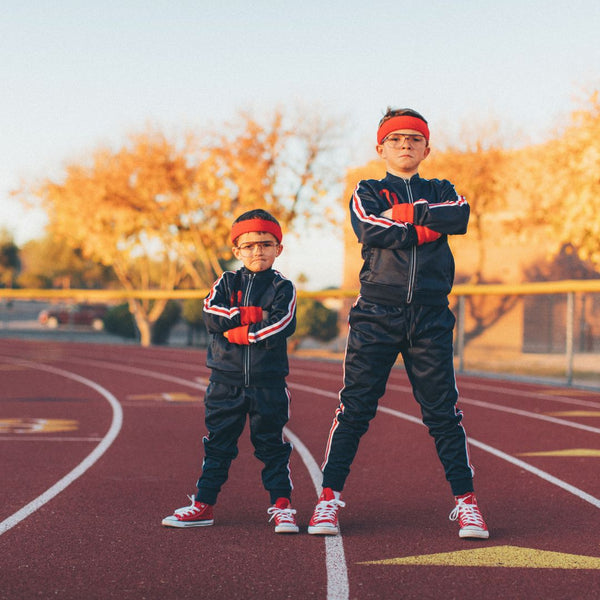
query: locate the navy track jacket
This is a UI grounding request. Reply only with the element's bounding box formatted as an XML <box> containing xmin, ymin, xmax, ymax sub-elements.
<box><xmin>203</xmin><ymin>267</ymin><xmax>296</xmax><ymax>387</ymax></box>
<box><xmin>351</xmin><ymin>172</ymin><xmax>470</xmax><ymax>306</ymax></box>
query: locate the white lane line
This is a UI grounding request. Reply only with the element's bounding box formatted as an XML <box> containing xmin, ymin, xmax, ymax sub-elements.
<box><xmin>459</xmin><ymin>397</ymin><xmax>600</xmax><ymax>435</ymax></box>
<box><xmin>377</xmin><ymin>405</ymin><xmax>600</xmax><ymax>510</ymax></box>
<box><xmin>3</xmin><ymin>356</ymin><xmax>350</xmax><ymax>600</ymax></box>
<box><xmin>288</xmin><ymin>380</ymin><xmax>600</xmax><ymax>510</ymax></box>
<box><xmin>388</xmin><ymin>376</ymin><xmax>600</xmax><ymax>410</ymax></box>
<box><xmin>39</xmin><ymin>356</ymin><xmax>209</xmax><ymax>391</ymax></box>
<box><xmin>386</xmin><ymin>382</ymin><xmax>600</xmax><ymax>435</ymax></box>
<box><xmin>458</xmin><ymin>380</ymin><xmax>600</xmax><ymax>409</ymax></box>
<box><xmin>0</xmin><ymin>436</ymin><xmax>103</xmax><ymax>442</ymax></box>
<box><xmin>284</xmin><ymin>427</ymin><xmax>349</xmax><ymax>600</ymax></box>
<box><xmin>0</xmin><ymin>360</ymin><xmax>123</xmax><ymax>536</ymax></box>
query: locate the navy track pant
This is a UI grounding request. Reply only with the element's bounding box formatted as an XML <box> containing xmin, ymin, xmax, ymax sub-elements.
<box><xmin>321</xmin><ymin>298</ymin><xmax>474</xmax><ymax>496</ymax></box>
<box><xmin>196</xmin><ymin>382</ymin><xmax>293</xmax><ymax>505</ymax></box>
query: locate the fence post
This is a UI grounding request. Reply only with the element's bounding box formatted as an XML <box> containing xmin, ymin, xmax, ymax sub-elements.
<box><xmin>456</xmin><ymin>295</ymin><xmax>465</xmax><ymax>373</ymax></box>
<box><xmin>565</xmin><ymin>291</ymin><xmax>574</xmax><ymax>386</ymax></box>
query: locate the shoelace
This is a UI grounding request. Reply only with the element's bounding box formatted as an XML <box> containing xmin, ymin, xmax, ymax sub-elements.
<box><xmin>267</xmin><ymin>506</ymin><xmax>297</xmax><ymax>524</ymax></box>
<box><xmin>312</xmin><ymin>498</ymin><xmax>346</xmax><ymax>522</ymax></box>
<box><xmin>449</xmin><ymin>499</ymin><xmax>485</xmax><ymax>528</ymax></box>
<box><xmin>174</xmin><ymin>495</ymin><xmax>201</xmax><ymax>517</ymax></box>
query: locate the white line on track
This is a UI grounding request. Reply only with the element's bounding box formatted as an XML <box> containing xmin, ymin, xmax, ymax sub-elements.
<box><xmin>458</xmin><ymin>380</ymin><xmax>600</xmax><ymax>409</ymax></box>
<box><xmin>386</xmin><ymin>382</ymin><xmax>600</xmax><ymax>434</ymax></box>
<box><xmin>377</xmin><ymin>405</ymin><xmax>600</xmax><ymax>510</ymax></box>
<box><xmin>11</xmin><ymin>354</ymin><xmax>596</xmax><ymax>595</ymax></box>
<box><xmin>0</xmin><ymin>436</ymin><xmax>103</xmax><ymax>442</ymax></box>
<box><xmin>460</xmin><ymin>396</ymin><xmax>600</xmax><ymax>435</ymax></box>
<box><xmin>284</xmin><ymin>427</ymin><xmax>349</xmax><ymax>600</ymax></box>
<box><xmin>2</xmin><ymin>355</ymin><xmax>350</xmax><ymax>600</ymax></box>
<box><xmin>0</xmin><ymin>359</ymin><xmax>123</xmax><ymax>536</ymax></box>
<box><xmin>286</xmin><ymin>381</ymin><xmax>600</xmax><ymax>511</ymax></box>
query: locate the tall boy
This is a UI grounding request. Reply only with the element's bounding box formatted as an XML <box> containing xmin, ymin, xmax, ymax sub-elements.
<box><xmin>308</xmin><ymin>108</ymin><xmax>489</xmax><ymax>539</ymax></box>
<box><xmin>163</xmin><ymin>209</ymin><xmax>299</xmax><ymax>533</ymax></box>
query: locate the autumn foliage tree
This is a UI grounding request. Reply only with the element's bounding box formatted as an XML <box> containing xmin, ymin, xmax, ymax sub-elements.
<box><xmin>18</xmin><ymin>109</ymin><xmax>342</xmax><ymax>346</ymax></box>
<box><xmin>515</xmin><ymin>91</ymin><xmax>600</xmax><ymax>271</ymax></box>
<box><xmin>18</xmin><ymin>235</ymin><xmax>115</xmax><ymax>289</ymax></box>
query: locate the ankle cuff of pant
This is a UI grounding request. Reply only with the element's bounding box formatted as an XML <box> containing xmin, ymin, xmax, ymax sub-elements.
<box><xmin>450</xmin><ymin>478</ymin><xmax>474</xmax><ymax>496</ymax></box>
<box><xmin>269</xmin><ymin>490</ymin><xmax>292</xmax><ymax>505</ymax></box>
<box><xmin>196</xmin><ymin>489</ymin><xmax>219</xmax><ymax>505</ymax></box>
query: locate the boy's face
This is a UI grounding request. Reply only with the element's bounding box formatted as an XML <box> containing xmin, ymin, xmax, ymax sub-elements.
<box><xmin>232</xmin><ymin>231</ymin><xmax>282</xmax><ymax>272</ymax></box>
<box><xmin>376</xmin><ymin>128</ymin><xmax>430</xmax><ymax>178</ymax></box>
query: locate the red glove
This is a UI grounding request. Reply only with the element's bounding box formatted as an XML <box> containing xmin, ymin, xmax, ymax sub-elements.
<box><xmin>415</xmin><ymin>226</ymin><xmax>441</xmax><ymax>245</ymax></box>
<box><xmin>391</xmin><ymin>203</ymin><xmax>414</xmax><ymax>223</ymax></box>
<box><xmin>239</xmin><ymin>306</ymin><xmax>263</xmax><ymax>325</ymax></box>
<box><xmin>224</xmin><ymin>325</ymin><xmax>250</xmax><ymax>345</ymax></box>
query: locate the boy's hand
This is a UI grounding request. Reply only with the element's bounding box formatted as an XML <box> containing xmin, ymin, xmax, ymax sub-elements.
<box><xmin>239</xmin><ymin>306</ymin><xmax>263</xmax><ymax>325</ymax></box>
<box><xmin>415</xmin><ymin>225</ymin><xmax>441</xmax><ymax>245</ymax></box>
<box><xmin>224</xmin><ymin>325</ymin><xmax>250</xmax><ymax>345</ymax></box>
<box><xmin>391</xmin><ymin>203</ymin><xmax>414</xmax><ymax>223</ymax></box>
<box><xmin>381</xmin><ymin>204</ymin><xmax>415</xmax><ymax>223</ymax></box>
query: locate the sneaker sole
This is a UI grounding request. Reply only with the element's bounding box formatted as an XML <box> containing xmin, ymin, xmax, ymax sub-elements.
<box><xmin>307</xmin><ymin>525</ymin><xmax>339</xmax><ymax>535</ymax></box>
<box><xmin>275</xmin><ymin>524</ymin><xmax>300</xmax><ymax>534</ymax></box>
<box><xmin>162</xmin><ymin>517</ymin><xmax>214</xmax><ymax>528</ymax></box>
<box><xmin>459</xmin><ymin>527</ymin><xmax>489</xmax><ymax>539</ymax></box>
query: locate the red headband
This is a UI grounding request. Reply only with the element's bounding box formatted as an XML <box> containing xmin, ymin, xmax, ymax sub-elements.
<box><xmin>377</xmin><ymin>116</ymin><xmax>430</xmax><ymax>144</ymax></box>
<box><xmin>231</xmin><ymin>218</ymin><xmax>282</xmax><ymax>245</ymax></box>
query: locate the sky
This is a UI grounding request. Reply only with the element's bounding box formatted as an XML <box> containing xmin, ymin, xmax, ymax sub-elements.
<box><xmin>2</xmin><ymin>0</ymin><xmax>599</xmax><ymax>289</ymax></box>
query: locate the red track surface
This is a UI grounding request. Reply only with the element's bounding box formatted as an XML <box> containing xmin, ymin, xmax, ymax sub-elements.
<box><xmin>1</xmin><ymin>339</ymin><xmax>599</xmax><ymax>599</ymax></box>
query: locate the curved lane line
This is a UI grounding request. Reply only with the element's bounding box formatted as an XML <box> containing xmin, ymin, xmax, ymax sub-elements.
<box><xmin>7</xmin><ymin>356</ymin><xmax>350</xmax><ymax>600</ymax></box>
<box><xmin>0</xmin><ymin>360</ymin><xmax>123</xmax><ymax>536</ymax></box>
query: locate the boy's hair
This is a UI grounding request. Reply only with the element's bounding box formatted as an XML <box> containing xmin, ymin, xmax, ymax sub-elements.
<box><xmin>231</xmin><ymin>209</ymin><xmax>282</xmax><ymax>245</ymax></box>
<box><xmin>377</xmin><ymin>107</ymin><xmax>430</xmax><ymax>145</ymax></box>
<box><xmin>378</xmin><ymin>107</ymin><xmax>428</xmax><ymax>128</ymax></box>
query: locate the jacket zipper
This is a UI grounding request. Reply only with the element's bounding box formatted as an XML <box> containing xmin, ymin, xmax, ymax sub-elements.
<box><xmin>242</xmin><ymin>273</ymin><xmax>255</xmax><ymax>387</ymax></box>
<box><xmin>403</xmin><ymin>178</ymin><xmax>416</xmax><ymax>304</ymax></box>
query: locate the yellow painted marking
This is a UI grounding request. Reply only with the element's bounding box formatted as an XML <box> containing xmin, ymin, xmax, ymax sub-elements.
<box><xmin>127</xmin><ymin>392</ymin><xmax>200</xmax><ymax>403</ymax></box>
<box><xmin>547</xmin><ymin>411</ymin><xmax>600</xmax><ymax>417</ymax></box>
<box><xmin>0</xmin><ymin>418</ymin><xmax>79</xmax><ymax>434</ymax></box>
<box><xmin>359</xmin><ymin>545</ymin><xmax>600</xmax><ymax>569</ymax></box>
<box><xmin>519</xmin><ymin>448</ymin><xmax>600</xmax><ymax>457</ymax></box>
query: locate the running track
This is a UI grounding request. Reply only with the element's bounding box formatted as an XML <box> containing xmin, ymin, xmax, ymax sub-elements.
<box><xmin>1</xmin><ymin>339</ymin><xmax>599</xmax><ymax>599</ymax></box>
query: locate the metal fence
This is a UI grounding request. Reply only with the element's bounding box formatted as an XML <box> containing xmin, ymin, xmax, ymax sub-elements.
<box><xmin>452</xmin><ymin>280</ymin><xmax>600</xmax><ymax>388</ymax></box>
<box><xmin>1</xmin><ymin>280</ymin><xmax>600</xmax><ymax>389</ymax></box>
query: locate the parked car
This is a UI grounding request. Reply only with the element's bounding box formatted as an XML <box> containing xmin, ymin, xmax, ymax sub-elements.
<box><xmin>38</xmin><ymin>303</ymin><xmax>108</xmax><ymax>331</ymax></box>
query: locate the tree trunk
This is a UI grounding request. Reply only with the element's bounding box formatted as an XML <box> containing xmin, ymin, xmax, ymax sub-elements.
<box><xmin>137</xmin><ymin>318</ymin><xmax>152</xmax><ymax>347</ymax></box>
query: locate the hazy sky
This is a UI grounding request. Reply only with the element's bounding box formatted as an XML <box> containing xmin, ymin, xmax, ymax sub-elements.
<box><xmin>2</xmin><ymin>1</ymin><xmax>599</xmax><ymax>288</ymax></box>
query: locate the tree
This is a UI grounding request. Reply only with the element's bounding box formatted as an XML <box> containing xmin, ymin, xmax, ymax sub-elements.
<box><xmin>16</xmin><ymin>109</ymin><xmax>343</xmax><ymax>346</ymax></box>
<box><xmin>24</xmin><ymin>130</ymin><xmax>201</xmax><ymax>345</ymax></box>
<box><xmin>18</xmin><ymin>235</ymin><xmax>116</xmax><ymax>289</ymax></box>
<box><xmin>515</xmin><ymin>90</ymin><xmax>600</xmax><ymax>271</ymax></box>
<box><xmin>421</xmin><ymin>123</ymin><xmax>509</xmax><ymax>283</ymax></box>
<box><xmin>209</xmin><ymin>109</ymin><xmax>344</xmax><ymax>229</ymax></box>
<box><xmin>291</xmin><ymin>297</ymin><xmax>338</xmax><ymax>349</ymax></box>
<box><xmin>0</xmin><ymin>230</ymin><xmax>20</xmax><ymax>288</ymax></box>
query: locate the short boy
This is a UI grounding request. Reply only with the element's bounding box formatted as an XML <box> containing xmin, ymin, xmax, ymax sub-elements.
<box><xmin>308</xmin><ymin>108</ymin><xmax>489</xmax><ymax>539</ymax></box>
<box><xmin>162</xmin><ymin>209</ymin><xmax>298</xmax><ymax>533</ymax></box>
